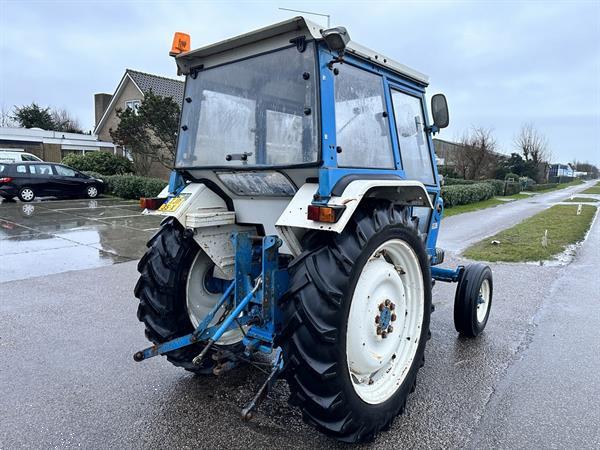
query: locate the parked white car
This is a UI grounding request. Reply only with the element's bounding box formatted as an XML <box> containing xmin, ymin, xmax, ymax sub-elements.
<box><xmin>0</xmin><ymin>149</ymin><xmax>43</xmax><ymax>163</ymax></box>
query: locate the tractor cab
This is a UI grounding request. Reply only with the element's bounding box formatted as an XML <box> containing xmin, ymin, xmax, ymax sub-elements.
<box><xmin>161</xmin><ymin>16</ymin><xmax>449</xmax><ymax>258</ymax></box>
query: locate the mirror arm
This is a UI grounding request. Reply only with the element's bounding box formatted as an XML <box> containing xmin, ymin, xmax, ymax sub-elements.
<box><xmin>426</xmin><ymin>124</ymin><xmax>440</xmax><ymax>135</ymax></box>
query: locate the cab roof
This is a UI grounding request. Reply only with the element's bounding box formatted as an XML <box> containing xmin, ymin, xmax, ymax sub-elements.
<box><xmin>176</xmin><ymin>16</ymin><xmax>429</xmax><ymax>86</ymax></box>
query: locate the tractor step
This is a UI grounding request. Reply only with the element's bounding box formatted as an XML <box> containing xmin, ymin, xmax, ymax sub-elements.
<box><xmin>431</xmin><ymin>247</ymin><xmax>445</xmax><ymax>266</ymax></box>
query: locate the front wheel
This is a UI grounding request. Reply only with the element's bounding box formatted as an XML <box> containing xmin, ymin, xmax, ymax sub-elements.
<box><xmin>85</xmin><ymin>185</ymin><xmax>99</xmax><ymax>198</ymax></box>
<box><xmin>454</xmin><ymin>263</ymin><xmax>493</xmax><ymax>337</ymax></box>
<box><xmin>279</xmin><ymin>201</ymin><xmax>431</xmax><ymax>443</ymax></box>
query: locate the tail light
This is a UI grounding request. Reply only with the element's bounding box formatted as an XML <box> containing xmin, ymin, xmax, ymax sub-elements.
<box><xmin>0</xmin><ymin>177</ymin><xmax>13</xmax><ymax>183</ymax></box>
<box><xmin>140</xmin><ymin>197</ymin><xmax>165</xmax><ymax>210</ymax></box>
<box><xmin>307</xmin><ymin>204</ymin><xmax>345</xmax><ymax>223</ymax></box>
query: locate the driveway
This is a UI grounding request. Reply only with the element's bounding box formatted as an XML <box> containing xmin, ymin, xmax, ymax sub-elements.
<box><xmin>0</xmin><ymin>197</ymin><xmax>162</xmax><ymax>282</ymax></box>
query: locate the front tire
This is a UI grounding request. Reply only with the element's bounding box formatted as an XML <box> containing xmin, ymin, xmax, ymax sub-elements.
<box><xmin>453</xmin><ymin>263</ymin><xmax>493</xmax><ymax>337</ymax></box>
<box><xmin>134</xmin><ymin>217</ymin><xmax>243</xmax><ymax>374</ymax></box>
<box><xmin>86</xmin><ymin>185</ymin><xmax>99</xmax><ymax>198</ymax></box>
<box><xmin>279</xmin><ymin>201</ymin><xmax>431</xmax><ymax>442</ymax></box>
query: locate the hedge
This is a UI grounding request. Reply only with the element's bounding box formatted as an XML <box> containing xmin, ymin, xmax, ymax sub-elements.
<box><xmin>526</xmin><ymin>183</ymin><xmax>558</xmax><ymax>192</ymax></box>
<box><xmin>83</xmin><ymin>172</ymin><xmax>166</xmax><ymax>199</ymax></box>
<box><xmin>444</xmin><ymin>178</ymin><xmax>479</xmax><ymax>186</ymax></box>
<box><xmin>62</xmin><ymin>152</ymin><xmax>134</xmax><ymax>175</ymax></box>
<box><xmin>486</xmin><ymin>179</ymin><xmax>505</xmax><ymax>196</ymax></box>
<box><xmin>441</xmin><ymin>182</ymin><xmax>496</xmax><ymax>208</ymax></box>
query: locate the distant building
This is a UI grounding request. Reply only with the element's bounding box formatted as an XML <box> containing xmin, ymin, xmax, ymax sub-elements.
<box><xmin>93</xmin><ymin>69</ymin><xmax>184</xmax><ymax>178</ymax></box>
<box><xmin>548</xmin><ymin>163</ymin><xmax>574</xmax><ymax>178</ymax></box>
<box><xmin>0</xmin><ymin>127</ymin><xmax>115</xmax><ymax>162</ymax></box>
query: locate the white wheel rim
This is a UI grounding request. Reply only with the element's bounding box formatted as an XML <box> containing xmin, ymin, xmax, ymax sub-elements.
<box><xmin>186</xmin><ymin>251</ymin><xmax>244</xmax><ymax>346</ymax></box>
<box><xmin>476</xmin><ymin>278</ymin><xmax>491</xmax><ymax>323</ymax></box>
<box><xmin>346</xmin><ymin>239</ymin><xmax>425</xmax><ymax>404</ymax></box>
<box><xmin>87</xmin><ymin>186</ymin><xmax>98</xmax><ymax>197</ymax></box>
<box><xmin>21</xmin><ymin>188</ymin><xmax>34</xmax><ymax>201</ymax></box>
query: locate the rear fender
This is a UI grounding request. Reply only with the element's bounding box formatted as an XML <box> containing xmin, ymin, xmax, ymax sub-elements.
<box><xmin>275</xmin><ymin>181</ymin><xmax>433</xmax><ymax>255</ymax></box>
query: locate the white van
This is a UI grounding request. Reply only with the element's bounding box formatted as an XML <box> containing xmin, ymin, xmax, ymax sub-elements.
<box><xmin>0</xmin><ymin>149</ymin><xmax>43</xmax><ymax>163</ymax></box>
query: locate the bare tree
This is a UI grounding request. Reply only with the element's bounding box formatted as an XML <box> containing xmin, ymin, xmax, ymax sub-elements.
<box><xmin>514</xmin><ymin>123</ymin><xmax>552</xmax><ymax>164</ymax></box>
<box><xmin>454</xmin><ymin>127</ymin><xmax>499</xmax><ymax>179</ymax></box>
<box><xmin>0</xmin><ymin>104</ymin><xmax>16</xmax><ymax>127</ymax></box>
<box><xmin>51</xmin><ymin>108</ymin><xmax>83</xmax><ymax>133</ymax></box>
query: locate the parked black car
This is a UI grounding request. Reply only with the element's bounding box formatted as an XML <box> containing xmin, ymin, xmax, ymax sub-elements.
<box><xmin>0</xmin><ymin>162</ymin><xmax>104</xmax><ymax>202</ymax></box>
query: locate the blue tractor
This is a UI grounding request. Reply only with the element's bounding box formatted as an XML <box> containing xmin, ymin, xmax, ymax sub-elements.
<box><xmin>134</xmin><ymin>17</ymin><xmax>493</xmax><ymax>443</ymax></box>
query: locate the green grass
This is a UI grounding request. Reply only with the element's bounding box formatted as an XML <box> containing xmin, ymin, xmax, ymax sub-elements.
<box><xmin>463</xmin><ymin>204</ymin><xmax>597</xmax><ymax>262</ymax></box>
<box><xmin>582</xmin><ymin>182</ymin><xmax>600</xmax><ymax>195</ymax></box>
<box><xmin>564</xmin><ymin>197</ymin><xmax>599</xmax><ymax>203</ymax></box>
<box><xmin>443</xmin><ymin>193</ymin><xmax>531</xmax><ymax>217</ymax></box>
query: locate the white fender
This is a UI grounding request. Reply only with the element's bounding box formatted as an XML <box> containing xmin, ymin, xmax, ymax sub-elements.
<box><xmin>276</xmin><ymin>181</ymin><xmax>433</xmax><ymax>254</ymax></box>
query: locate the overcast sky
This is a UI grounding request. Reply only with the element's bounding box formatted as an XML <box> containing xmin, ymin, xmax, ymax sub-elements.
<box><xmin>1</xmin><ymin>0</ymin><xmax>599</xmax><ymax>165</ymax></box>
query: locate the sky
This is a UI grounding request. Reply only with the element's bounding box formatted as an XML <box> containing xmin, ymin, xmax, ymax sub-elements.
<box><xmin>1</xmin><ymin>0</ymin><xmax>599</xmax><ymax>165</ymax></box>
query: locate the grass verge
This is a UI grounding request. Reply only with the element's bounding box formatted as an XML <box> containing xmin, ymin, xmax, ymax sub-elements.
<box><xmin>582</xmin><ymin>182</ymin><xmax>600</xmax><ymax>195</ymax></box>
<box><xmin>444</xmin><ymin>193</ymin><xmax>531</xmax><ymax>218</ymax></box>
<box><xmin>564</xmin><ymin>197</ymin><xmax>599</xmax><ymax>203</ymax></box>
<box><xmin>463</xmin><ymin>204</ymin><xmax>597</xmax><ymax>262</ymax></box>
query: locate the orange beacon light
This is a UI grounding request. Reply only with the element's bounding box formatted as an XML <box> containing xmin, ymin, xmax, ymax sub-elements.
<box><xmin>170</xmin><ymin>32</ymin><xmax>190</xmax><ymax>57</ymax></box>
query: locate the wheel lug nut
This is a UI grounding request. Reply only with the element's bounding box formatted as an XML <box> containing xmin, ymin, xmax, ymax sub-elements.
<box><xmin>391</xmin><ymin>313</ymin><xmax>397</xmax><ymax>321</ymax></box>
<box><xmin>368</xmin><ymin>378</ymin><xmax>374</xmax><ymax>385</ymax></box>
<box><xmin>376</xmin><ymin>327</ymin><xmax>382</xmax><ymax>335</ymax></box>
<box><xmin>375</xmin><ymin>316</ymin><xmax>380</xmax><ymax>324</ymax></box>
<box><xmin>385</xmin><ymin>299</ymin><xmax>391</xmax><ymax>307</ymax></box>
<box><xmin>387</xmin><ymin>326</ymin><xmax>393</xmax><ymax>333</ymax></box>
<box><xmin>379</xmin><ymin>304</ymin><xmax>384</xmax><ymax>312</ymax></box>
<box><xmin>389</xmin><ymin>303</ymin><xmax>395</xmax><ymax>311</ymax></box>
<box><xmin>381</xmin><ymin>331</ymin><xmax>388</xmax><ymax>339</ymax></box>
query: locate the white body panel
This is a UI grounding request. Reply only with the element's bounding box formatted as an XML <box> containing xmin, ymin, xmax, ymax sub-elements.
<box><xmin>276</xmin><ymin>181</ymin><xmax>433</xmax><ymax>234</ymax></box>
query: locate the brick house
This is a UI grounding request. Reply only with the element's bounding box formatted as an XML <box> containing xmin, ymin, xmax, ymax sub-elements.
<box><xmin>93</xmin><ymin>69</ymin><xmax>184</xmax><ymax>178</ymax></box>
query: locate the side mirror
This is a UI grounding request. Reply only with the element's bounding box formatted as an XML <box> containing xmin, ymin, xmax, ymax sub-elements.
<box><xmin>431</xmin><ymin>94</ymin><xmax>449</xmax><ymax>129</ymax></box>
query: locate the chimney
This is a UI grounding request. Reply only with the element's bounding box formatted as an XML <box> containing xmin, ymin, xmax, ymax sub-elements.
<box><xmin>94</xmin><ymin>93</ymin><xmax>113</xmax><ymax>128</ymax></box>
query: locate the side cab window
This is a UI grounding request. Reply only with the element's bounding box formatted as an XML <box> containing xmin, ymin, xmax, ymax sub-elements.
<box><xmin>334</xmin><ymin>64</ymin><xmax>394</xmax><ymax>169</ymax></box>
<box><xmin>389</xmin><ymin>89</ymin><xmax>435</xmax><ymax>185</ymax></box>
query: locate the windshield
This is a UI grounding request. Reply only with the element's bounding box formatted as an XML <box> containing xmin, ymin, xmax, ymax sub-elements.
<box><xmin>176</xmin><ymin>43</ymin><xmax>319</xmax><ymax>168</ymax></box>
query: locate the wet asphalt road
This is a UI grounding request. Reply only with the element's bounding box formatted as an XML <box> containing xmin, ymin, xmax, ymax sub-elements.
<box><xmin>1</xmin><ymin>186</ymin><xmax>599</xmax><ymax>448</ymax></box>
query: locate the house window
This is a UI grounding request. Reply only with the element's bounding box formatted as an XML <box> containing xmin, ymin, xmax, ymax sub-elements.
<box><xmin>125</xmin><ymin>100</ymin><xmax>141</xmax><ymax>114</ymax></box>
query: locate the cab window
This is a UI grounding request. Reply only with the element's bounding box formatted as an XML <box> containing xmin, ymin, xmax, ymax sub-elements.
<box><xmin>390</xmin><ymin>89</ymin><xmax>435</xmax><ymax>185</ymax></box>
<box><xmin>334</xmin><ymin>64</ymin><xmax>394</xmax><ymax>169</ymax></box>
<box><xmin>29</xmin><ymin>165</ymin><xmax>54</xmax><ymax>176</ymax></box>
<box><xmin>55</xmin><ymin>165</ymin><xmax>76</xmax><ymax>177</ymax></box>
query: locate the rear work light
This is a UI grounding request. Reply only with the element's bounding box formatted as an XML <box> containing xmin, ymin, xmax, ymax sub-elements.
<box><xmin>307</xmin><ymin>204</ymin><xmax>345</xmax><ymax>223</ymax></box>
<box><xmin>0</xmin><ymin>177</ymin><xmax>13</xmax><ymax>183</ymax></box>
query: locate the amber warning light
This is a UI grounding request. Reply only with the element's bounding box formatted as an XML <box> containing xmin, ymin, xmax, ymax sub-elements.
<box><xmin>170</xmin><ymin>32</ymin><xmax>191</xmax><ymax>56</ymax></box>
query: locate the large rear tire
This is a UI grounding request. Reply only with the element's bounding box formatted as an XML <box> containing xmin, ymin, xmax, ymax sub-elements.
<box><xmin>134</xmin><ymin>217</ymin><xmax>243</xmax><ymax>374</ymax></box>
<box><xmin>279</xmin><ymin>200</ymin><xmax>431</xmax><ymax>442</ymax></box>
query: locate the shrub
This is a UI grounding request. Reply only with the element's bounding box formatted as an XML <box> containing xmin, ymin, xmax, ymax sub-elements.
<box><xmin>504</xmin><ymin>181</ymin><xmax>521</xmax><ymax>196</ymax></box>
<box><xmin>526</xmin><ymin>183</ymin><xmax>558</xmax><ymax>192</ymax></box>
<box><xmin>485</xmin><ymin>179</ymin><xmax>505</xmax><ymax>196</ymax></box>
<box><xmin>62</xmin><ymin>151</ymin><xmax>134</xmax><ymax>175</ymax></box>
<box><xmin>444</xmin><ymin>178</ymin><xmax>478</xmax><ymax>186</ymax></box>
<box><xmin>441</xmin><ymin>182</ymin><xmax>496</xmax><ymax>208</ymax></box>
<box><xmin>82</xmin><ymin>172</ymin><xmax>166</xmax><ymax>199</ymax></box>
<box><xmin>505</xmin><ymin>172</ymin><xmax>520</xmax><ymax>181</ymax></box>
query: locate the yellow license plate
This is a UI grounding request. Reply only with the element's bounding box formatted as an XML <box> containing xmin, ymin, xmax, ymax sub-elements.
<box><xmin>158</xmin><ymin>195</ymin><xmax>186</xmax><ymax>212</ymax></box>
